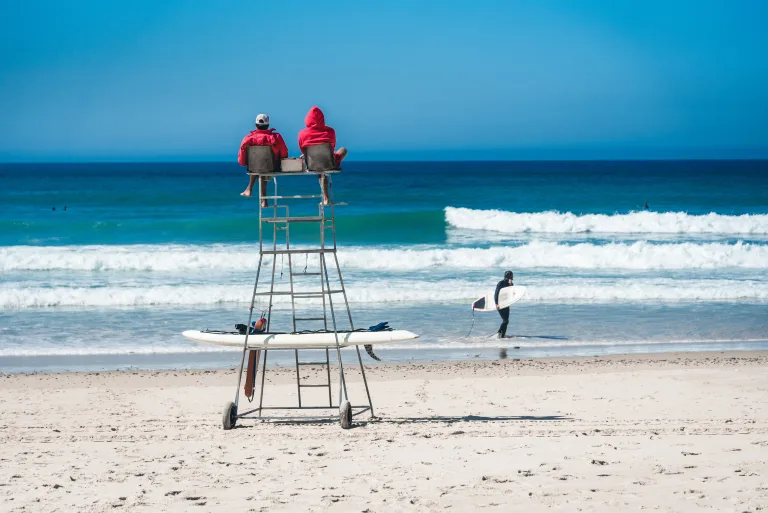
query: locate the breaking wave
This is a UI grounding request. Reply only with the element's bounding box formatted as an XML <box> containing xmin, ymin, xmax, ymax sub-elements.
<box><xmin>3</xmin><ymin>278</ymin><xmax>767</xmax><ymax>309</ymax></box>
<box><xmin>3</xmin><ymin>241</ymin><xmax>767</xmax><ymax>272</ymax></box>
<box><xmin>445</xmin><ymin>207</ymin><xmax>768</xmax><ymax>234</ymax></box>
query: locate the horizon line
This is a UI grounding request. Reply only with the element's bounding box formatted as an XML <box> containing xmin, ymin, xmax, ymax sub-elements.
<box><xmin>2</xmin><ymin>156</ymin><xmax>768</xmax><ymax>165</ymax></box>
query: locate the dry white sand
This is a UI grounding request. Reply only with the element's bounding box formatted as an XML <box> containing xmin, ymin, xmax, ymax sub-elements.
<box><xmin>1</xmin><ymin>351</ymin><xmax>767</xmax><ymax>512</ymax></box>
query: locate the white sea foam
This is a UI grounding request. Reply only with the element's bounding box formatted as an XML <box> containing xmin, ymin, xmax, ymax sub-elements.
<box><xmin>339</xmin><ymin>242</ymin><xmax>768</xmax><ymax>270</ymax></box>
<box><xmin>0</xmin><ymin>344</ymin><xmax>235</xmax><ymax>357</ymax></box>
<box><xmin>2</xmin><ymin>240</ymin><xmax>768</xmax><ymax>272</ymax></box>
<box><xmin>0</xmin><ymin>244</ymin><xmax>261</xmax><ymax>272</ymax></box>
<box><xmin>379</xmin><ymin>337</ymin><xmax>768</xmax><ymax>351</ymax></box>
<box><xmin>2</xmin><ymin>278</ymin><xmax>767</xmax><ymax>309</ymax></box>
<box><xmin>2</xmin><ymin>337</ymin><xmax>766</xmax><ymax>358</ymax></box>
<box><xmin>445</xmin><ymin>207</ymin><xmax>768</xmax><ymax>234</ymax></box>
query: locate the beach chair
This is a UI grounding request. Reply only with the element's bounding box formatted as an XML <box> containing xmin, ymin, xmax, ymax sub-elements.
<box><xmin>304</xmin><ymin>143</ymin><xmax>339</xmax><ymax>172</ymax></box>
<box><xmin>246</xmin><ymin>145</ymin><xmax>279</xmax><ymax>173</ymax></box>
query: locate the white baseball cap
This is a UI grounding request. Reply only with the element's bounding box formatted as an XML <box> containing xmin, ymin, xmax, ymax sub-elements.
<box><xmin>255</xmin><ymin>113</ymin><xmax>270</xmax><ymax>126</ymax></box>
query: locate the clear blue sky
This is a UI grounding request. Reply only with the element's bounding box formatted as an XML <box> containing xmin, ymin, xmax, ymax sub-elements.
<box><xmin>1</xmin><ymin>0</ymin><xmax>767</xmax><ymax>161</ymax></box>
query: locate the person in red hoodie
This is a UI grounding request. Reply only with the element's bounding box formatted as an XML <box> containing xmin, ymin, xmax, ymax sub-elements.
<box><xmin>238</xmin><ymin>113</ymin><xmax>289</xmax><ymax>206</ymax></box>
<box><xmin>298</xmin><ymin>106</ymin><xmax>347</xmax><ymax>204</ymax></box>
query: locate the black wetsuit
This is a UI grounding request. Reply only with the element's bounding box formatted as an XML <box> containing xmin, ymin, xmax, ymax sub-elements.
<box><xmin>495</xmin><ymin>279</ymin><xmax>512</xmax><ymax>337</ymax></box>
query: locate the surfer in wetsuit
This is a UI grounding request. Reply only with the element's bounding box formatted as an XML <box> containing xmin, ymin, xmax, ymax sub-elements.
<box><xmin>495</xmin><ymin>270</ymin><xmax>514</xmax><ymax>338</ymax></box>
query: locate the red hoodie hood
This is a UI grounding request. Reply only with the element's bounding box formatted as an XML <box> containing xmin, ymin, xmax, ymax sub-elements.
<box><xmin>304</xmin><ymin>106</ymin><xmax>325</xmax><ymax>128</ymax></box>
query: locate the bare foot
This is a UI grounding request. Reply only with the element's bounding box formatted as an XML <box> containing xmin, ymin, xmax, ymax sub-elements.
<box><xmin>241</xmin><ymin>189</ymin><xmax>252</xmax><ymax>197</ymax></box>
<box><xmin>261</xmin><ymin>200</ymin><xmax>268</xmax><ymax>208</ymax></box>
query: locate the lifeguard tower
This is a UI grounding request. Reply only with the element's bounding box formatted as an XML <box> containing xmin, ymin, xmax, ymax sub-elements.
<box><xmin>199</xmin><ymin>144</ymin><xmax>414</xmax><ymax>429</ymax></box>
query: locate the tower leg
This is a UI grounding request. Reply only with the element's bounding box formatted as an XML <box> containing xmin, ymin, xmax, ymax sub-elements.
<box><xmin>235</xmin><ymin>252</ymin><xmax>264</xmax><ymax>408</ymax></box>
<box><xmin>354</xmin><ymin>345</ymin><xmax>375</xmax><ymax>418</ymax></box>
<box><xmin>320</xmin><ymin>252</ymin><xmax>349</xmax><ymax>403</ymax></box>
<box><xmin>257</xmin><ymin>349</ymin><xmax>269</xmax><ymax>417</ymax></box>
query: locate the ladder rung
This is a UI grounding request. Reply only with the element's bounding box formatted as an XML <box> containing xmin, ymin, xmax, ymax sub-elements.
<box><xmin>291</xmin><ymin>272</ymin><xmax>322</xmax><ymax>276</ymax></box>
<box><xmin>254</xmin><ymin>290</ymin><xmax>343</xmax><ymax>297</ymax></box>
<box><xmin>294</xmin><ymin>317</ymin><xmax>325</xmax><ymax>321</ymax></box>
<box><xmin>297</xmin><ymin>361</ymin><xmax>328</xmax><ymax>366</ymax></box>
<box><xmin>262</xmin><ymin>195</ymin><xmax>323</xmax><ymax>199</ymax></box>
<box><xmin>295</xmin><ymin>290</ymin><xmax>343</xmax><ymax>297</ymax></box>
<box><xmin>262</xmin><ymin>216</ymin><xmax>325</xmax><ymax>223</ymax></box>
<box><xmin>298</xmin><ymin>384</ymin><xmax>331</xmax><ymax>388</ymax></box>
<box><xmin>262</xmin><ymin>249</ymin><xmax>335</xmax><ymax>255</ymax></box>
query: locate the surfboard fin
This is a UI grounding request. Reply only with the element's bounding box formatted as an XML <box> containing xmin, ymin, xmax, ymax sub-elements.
<box><xmin>364</xmin><ymin>344</ymin><xmax>381</xmax><ymax>361</ymax></box>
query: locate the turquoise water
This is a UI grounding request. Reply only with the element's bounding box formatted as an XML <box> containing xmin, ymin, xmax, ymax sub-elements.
<box><xmin>4</xmin><ymin>161</ymin><xmax>768</xmax><ymax>246</ymax></box>
<box><xmin>1</xmin><ymin>160</ymin><xmax>767</xmax><ymax>372</ymax></box>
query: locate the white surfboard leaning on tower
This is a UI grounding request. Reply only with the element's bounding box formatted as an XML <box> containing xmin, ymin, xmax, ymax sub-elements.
<box><xmin>471</xmin><ymin>286</ymin><xmax>527</xmax><ymax>311</ymax></box>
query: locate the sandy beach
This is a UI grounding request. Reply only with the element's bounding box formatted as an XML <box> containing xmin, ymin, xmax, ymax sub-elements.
<box><xmin>1</xmin><ymin>351</ymin><xmax>767</xmax><ymax>512</ymax></box>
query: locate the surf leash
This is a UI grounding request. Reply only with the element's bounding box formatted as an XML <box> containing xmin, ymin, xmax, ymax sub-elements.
<box><xmin>465</xmin><ymin>306</ymin><xmax>476</xmax><ymax>338</ymax></box>
<box><xmin>364</xmin><ymin>344</ymin><xmax>381</xmax><ymax>361</ymax></box>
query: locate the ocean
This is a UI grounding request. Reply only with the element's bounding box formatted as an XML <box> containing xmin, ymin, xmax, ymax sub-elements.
<box><xmin>1</xmin><ymin>160</ymin><xmax>767</xmax><ymax>373</ymax></box>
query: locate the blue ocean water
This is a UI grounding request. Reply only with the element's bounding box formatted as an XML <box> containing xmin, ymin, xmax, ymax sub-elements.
<box><xmin>1</xmin><ymin>160</ymin><xmax>767</xmax><ymax>372</ymax></box>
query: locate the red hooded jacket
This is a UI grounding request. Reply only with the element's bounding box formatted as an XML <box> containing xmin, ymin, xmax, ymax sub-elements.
<box><xmin>237</xmin><ymin>128</ymin><xmax>289</xmax><ymax>167</ymax></box>
<box><xmin>298</xmin><ymin>106</ymin><xmax>337</xmax><ymax>154</ymax></box>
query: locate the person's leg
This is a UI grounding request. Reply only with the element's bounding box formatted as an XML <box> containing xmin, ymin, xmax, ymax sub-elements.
<box><xmin>241</xmin><ymin>175</ymin><xmax>258</xmax><ymax>197</ymax></box>
<box><xmin>498</xmin><ymin>307</ymin><xmax>510</xmax><ymax>338</ymax></box>
<box><xmin>318</xmin><ymin>174</ymin><xmax>330</xmax><ymax>205</ymax></box>
<box><xmin>260</xmin><ymin>178</ymin><xmax>268</xmax><ymax>208</ymax></box>
<box><xmin>334</xmin><ymin>146</ymin><xmax>348</xmax><ymax>167</ymax></box>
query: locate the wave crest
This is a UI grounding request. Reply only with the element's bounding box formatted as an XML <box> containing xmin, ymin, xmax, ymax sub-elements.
<box><xmin>3</xmin><ymin>240</ymin><xmax>768</xmax><ymax>272</ymax></box>
<box><xmin>445</xmin><ymin>207</ymin><xmax>768</xmax><ymax>234</ymax></box>
<box><xmin>3</xmin><ymin>279</ymin><xmax>767</xmax><ymax>309</ymax></box>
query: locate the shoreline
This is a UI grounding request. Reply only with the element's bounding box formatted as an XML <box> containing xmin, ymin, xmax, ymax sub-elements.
<box><xmin>2</xmin><ymin>344</ymin><xmax>768</xmax><ymax>375</ymax></box>
<box><xmin>3</xmin><ymin>349</ymin><xmax>767</xmax><ymax>381</ymax></box>
<box><xmin>4</xmin><ymin>302</ymin><xmax>767</xmax><ymax>375</ymax></box>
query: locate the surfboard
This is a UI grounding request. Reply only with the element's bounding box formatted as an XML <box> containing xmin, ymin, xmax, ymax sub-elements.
<box><xmin>472</xmin><ymin>286</ymin><xmax>527</xmax><ymax>311</ymax></box>
<box><xmin>182</xmin><ymin>329</ymin><xmax>419</xmax><ymax>349</ymax></box>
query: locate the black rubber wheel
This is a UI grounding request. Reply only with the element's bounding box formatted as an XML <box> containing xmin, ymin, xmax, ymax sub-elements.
<box><xmin>339</xmin><ymin>400</ymin><xmax>352</xmax><ymax>429</ymax></box>
<box><xmin>222</xmin><ymin>401</ymin><xmax>237</xmax><ymax>430</ymax></box>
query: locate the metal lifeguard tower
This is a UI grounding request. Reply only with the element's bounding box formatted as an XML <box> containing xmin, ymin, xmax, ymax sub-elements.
<box><xmin>223</xmin><ymin>144</ymin><xmax>375</xmax><ymax>429</ymax></box>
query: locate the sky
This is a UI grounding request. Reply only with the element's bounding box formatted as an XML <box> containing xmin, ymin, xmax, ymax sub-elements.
<box><xmin>1</xmin><ymin>0</ymin><xmax>767</xmax><ymax>161</ymax></box>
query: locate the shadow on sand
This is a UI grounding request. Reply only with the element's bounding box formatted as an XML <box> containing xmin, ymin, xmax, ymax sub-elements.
<box><xmin>372</xmin><ymin>414</ymin><xmax>572</xmax><ymax>424</ymax></box>
<box><xmin>232</xmin><ymin>413</ymin><xmax>572</xmax><ymax>428</ymax></box>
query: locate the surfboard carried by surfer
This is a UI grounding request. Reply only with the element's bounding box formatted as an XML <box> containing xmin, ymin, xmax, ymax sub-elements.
<box><xmin>470</xmin><ymin>270</ymin><xmax>526</xmax><ymax>338</ymax></box>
